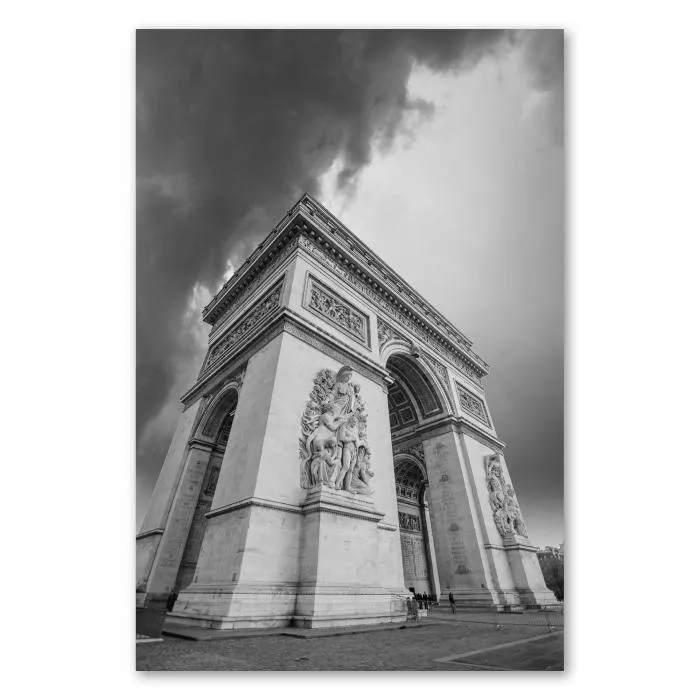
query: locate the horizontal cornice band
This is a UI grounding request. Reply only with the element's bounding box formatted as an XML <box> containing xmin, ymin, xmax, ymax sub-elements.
<box><xmin>181</xmin><ymin>308</ymin><xmax>393</xmax><ymax>407</ymax></box>
<box><xmin>201</xmin><ymin>194</ymin><xmax>489</xmax><ymax>375</ymax></box>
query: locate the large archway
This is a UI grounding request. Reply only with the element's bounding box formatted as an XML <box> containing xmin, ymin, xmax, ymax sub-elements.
<box><xmin>171</xmin><ymin>388</ymin><xmax>238</xmax><ymax>597</ymax></box>
<box><xmin>394</xmin><ymin>457</ymin><xmax>435</xmax><ymax>595</ymax></box>
<box><xmin>386</xmin><ymin>352</ymin><xmax>446</xmax><ymax>598</ymax></box>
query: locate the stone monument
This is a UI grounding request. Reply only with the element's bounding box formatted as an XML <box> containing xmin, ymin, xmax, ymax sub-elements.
<box><xmin>135</xmin><ymin>193</ymin><xmax>558</xmax><ymax>631</ymax></box>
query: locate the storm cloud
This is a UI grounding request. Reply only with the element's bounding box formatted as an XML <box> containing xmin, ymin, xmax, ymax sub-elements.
<box><xmin>136</xmin><ymin>29</ymin><xmax>563</xmax><ymax>528</ymax></box>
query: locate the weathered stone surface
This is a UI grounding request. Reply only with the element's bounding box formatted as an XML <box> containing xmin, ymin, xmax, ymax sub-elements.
<box><xmin>136</xmin><ymin>194</ymin><xmax>558</xmax><ymax>628</ymax></box>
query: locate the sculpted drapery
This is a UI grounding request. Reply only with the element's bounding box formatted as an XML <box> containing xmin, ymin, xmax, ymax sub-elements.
<box><xmin>299</xmin><ymin>366</ymin><xmax>374</xmax><ymax>495</ymax></box>
<box><xmin>485</xmin><ymin>454</ymin><xmax>528</xmax><ymax>538</ymax></box>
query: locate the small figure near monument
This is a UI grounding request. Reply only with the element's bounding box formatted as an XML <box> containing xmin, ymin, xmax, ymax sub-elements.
<box><xmin>449</xmin><ymin>591</ymin><xmax>456</xmax><ymax>614</ymax></box>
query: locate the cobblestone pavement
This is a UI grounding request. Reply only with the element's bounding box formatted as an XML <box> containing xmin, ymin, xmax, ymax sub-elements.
<box><xmin>136</xmin><ymin>619</ymin><xmax>564</xmax><ymax>671</ymax></box>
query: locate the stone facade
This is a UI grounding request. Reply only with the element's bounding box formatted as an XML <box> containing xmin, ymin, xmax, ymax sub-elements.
<box><xmin>136</xmin><ymin>193</ymin><xmax>557</xmax><ymax>630</ymax></box>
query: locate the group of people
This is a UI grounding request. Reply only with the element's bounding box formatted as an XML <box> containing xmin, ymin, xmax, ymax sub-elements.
<box><xmin>412</xmin><ymin>591</ymin><xmax>436</xmax><ymax>610</ymax></box>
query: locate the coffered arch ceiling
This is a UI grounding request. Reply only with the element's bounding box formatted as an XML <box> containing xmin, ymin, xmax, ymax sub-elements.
<box><xmin>386</xmin><ymin>353</ymin><xmax>446</xmax><ymax>430</ymax></box>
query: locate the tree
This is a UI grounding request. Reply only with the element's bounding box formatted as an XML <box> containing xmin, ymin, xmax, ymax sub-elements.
<box><xmin>538</xmin><ymin>555</ymin><xmax>564</xmax><ymax>601</ymax></box>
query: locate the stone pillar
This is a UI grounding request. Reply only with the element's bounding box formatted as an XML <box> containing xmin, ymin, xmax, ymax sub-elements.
<box><xmin>423</xmin><ymin>427</ymin><xmax>501</xmax><ymax>608</ymax></box>
<box><xmin>137</xmin><ymin>439</ymin><xmax>213</xmax><ymax>608</ymax></box>
<box><xmin>420</xmin><ymin>495</ymin><xmax>441</xmax><ymax>598</ymax></box>
<box><xmin>293</xmin><ymin>485</ymin><xmax>401</xmax><ymax>628</ymax></box>
<box><xmin>136</xmin><ymin>396</ymin><xmax>206</xmax><ymax>608</ymax></box>
<box><xmin>423</xmin><ymin>424</ymin><xmax>558</xmax><ymax>610</ymax></box>
<box><xmin>168</xmin><ymin>330</ymin><xmax>408</xmax><ymax>629</ymax></box>
<box><xmin>459</xmin><ymin>433</ymin><xmax>557</xmax><ymax>608</ymax></box>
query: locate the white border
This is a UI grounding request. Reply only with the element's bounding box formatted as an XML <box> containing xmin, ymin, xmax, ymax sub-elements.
<box><xmin>6</xmin><ymin>3</ymin><xmax>700</xmax><ymax>698</ymax></box>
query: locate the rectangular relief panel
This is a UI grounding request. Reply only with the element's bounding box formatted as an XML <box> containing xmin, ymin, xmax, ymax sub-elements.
<box><xmin>302</xmin><ymin>273</ymin><xmax>371</xmax><ymax>349</ymax></box>
<box><xmin>455</xmin><ymin>381</ymin><xmax>492</xmax><ymax>428</ymax></box>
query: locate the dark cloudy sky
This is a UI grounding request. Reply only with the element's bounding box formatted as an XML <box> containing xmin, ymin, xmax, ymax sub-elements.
<box><xmin>136</xmin><ymin>29</ymin><xmax>564</xmax><ymax>547</ymax></box>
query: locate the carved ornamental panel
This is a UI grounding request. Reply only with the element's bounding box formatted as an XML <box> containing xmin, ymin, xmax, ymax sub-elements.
<box><xmin>485</xmin><ymin>454</ymin><xmax>528</xmax><ymax>538</ymax></box>
<box><xmin>303</xmin><ymin>275</ymin><xmax>370</xmax><ymax>348</ymax></box>
<box><xmin>205</xmin><ymin>279</ymin><xmax>284</xmax><ymax>369</ymax></box>
<box><xmin>456</xmin><ymin>382</ymin><xmax>491</xmax><ymax>427</ymax></box>
<box><xmin>299</xmin><ymin>236</ymin><xmax>485</xmax><ymax>383</ymax></box>
<box><xmin>299</xmin><ymin>366</ymin><xmax>374</xmax><ymax>495</ymax></box>
<box><xmin>398</xmin><ymin>511</ymin><xmax>422</xmax><ymax>532</ymax></box>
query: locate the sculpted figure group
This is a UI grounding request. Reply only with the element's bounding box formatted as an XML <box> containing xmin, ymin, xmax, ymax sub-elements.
<box><xmin>300</xmin><ymin>366</ymin><xmax>374</xmax><ymax>495</ymax></box>
<box><xmin>485</xmin><ymin>454</ymin><xmax>528</xmax><ymax>538</ymax></box>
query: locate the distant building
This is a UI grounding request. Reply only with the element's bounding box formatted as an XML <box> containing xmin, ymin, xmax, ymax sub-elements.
<box><xmin>537</xmin><ymin>544</ymin><xmax>564</xmax><ymax>561</ymax></box>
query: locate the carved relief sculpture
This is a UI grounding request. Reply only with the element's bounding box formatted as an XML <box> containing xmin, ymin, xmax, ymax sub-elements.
<box><xmin>485</xmin><ymin>454</ymin><xmax>528</xmax><ymax>538</ymax></box>
<box><xmin>456</xmin><ymin>382</ymin><xmax>491</xmax><ymax>427</ymax></box>
<box><xmin>304</xmin><ymin>276</ymin><xmax>370</xmax><ymax>347</ymax></box>
<box><xmin>398</xmin><ymin>512</ymin><xmax>422</xmax><ymax>532</ymax></box>
<box><xmin>299</xmin><ymin>366</ymin><xmax>374</xmax><ymax>495</ymax></box>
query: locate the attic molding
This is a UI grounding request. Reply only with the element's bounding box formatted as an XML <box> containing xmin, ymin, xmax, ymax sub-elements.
<box><xmin>201</xmin><ymin>193</ymin><xmax>489</xmax><ymax>375</ymax></box>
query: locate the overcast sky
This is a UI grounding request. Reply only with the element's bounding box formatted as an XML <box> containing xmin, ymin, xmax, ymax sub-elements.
<box><xmin>136</xmin><ymin>29</ymin><xmax>564</xmax><ymax>547</ymax></box>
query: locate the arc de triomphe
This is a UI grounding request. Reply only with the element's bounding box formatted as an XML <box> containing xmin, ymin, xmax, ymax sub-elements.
<box><xmin>135</xmin><ymin>193</ymin><xmax>557</xmax><ymax>630</ymax></box>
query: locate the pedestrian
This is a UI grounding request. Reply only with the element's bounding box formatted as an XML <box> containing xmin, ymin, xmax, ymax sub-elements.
<box><xmin>449</xmin><ymin>590</ymin><xmax>456</xmax><ymax>614</ymax></box>
<box><xmin>408</xmin><ymin>595</ymin><xmax>418</xmax><ymax>621</ymax></box>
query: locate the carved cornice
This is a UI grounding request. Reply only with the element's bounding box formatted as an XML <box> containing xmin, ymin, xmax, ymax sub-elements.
<box><xmin>202</xmin><ymin>213</ymin><xmax>302</xmax><ymax>326</ymax></box>
<box><xmin>203</xmin><ymin>277</ymin><xmax>285</xmax><ymax>372</ymax></box>
<box><xmin>281</xmin><ymin>310</ymin><xmax>390</xmax><ymax>386</ymax></box>
<box><xmin>392</xmin><ymin>415</ymin><xmax>505</xmax><ymax>453</ymax></box>
<box><xmin>299</xmin><ymin>235</ymin><xmax>489</xmax><ymax>379</ymax></box>
<box><xmin>182</xmin><ymin>308</ymin><xmax>392</xmax><ymax>408</ymax></box>
<box><xmin>135</xmin><ymin>528</ymin><xmax>164</xmax><ymax>540</ymax></box>
<box><xmin>298</xmin><ymin>195</ymin><xmax>482</xmax><ymax>357</ymax></box>
<box><xmin>300</xmin><ymin>485</ymin><xmax>385</xmax><ymax>523</ymax></box>
<box><xmin>201</xmin><ymin>193</ymin><xmax>489</xmax><ymax>376</ymax></box>
<box><xmin>186</xmin><ymin>437</ymin><xmax>217</xmax><ymax>451</ymax></box>
<box><xmin>206</xmin><ymin>497</ymin><xmax>303</xmax><ymax>519</ymax></box>
<box><xmin>210</xmin><ymin>238</ymin><xmax>298</xmax><ymax>337</ymax></box>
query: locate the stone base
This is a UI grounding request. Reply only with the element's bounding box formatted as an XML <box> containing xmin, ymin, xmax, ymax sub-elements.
<box><xmin>292</xmin><ymin>584</ymin><xmax>406</xmax><ymax>629</ymax></box>
<box><xmin>166</xmin><ymin>581</ymin><xmax>299</xmax><ymax>630</ymax></box>
<box><xmin>441</xmin><ymin>587</ymin><xmax>506</xmax><ymax>611</ymax></box>
<box><xmin>163</xmin><ymin>485</ymin><xmax>411</xmax><ymax>631</ymax></box>
<box><xmin>441</xmin><ymin>585</ymin><xmax>559</xmax><ymax>611</ymax></box>
<box><xmin>293</xmin><ymin>485</ymin><xmax>408</xmax><ymax>628</ymax></box>
<box><xmin>515</xmin><ymin>587</ymin><xmax>560</xmax><ymax>609</ymax></box>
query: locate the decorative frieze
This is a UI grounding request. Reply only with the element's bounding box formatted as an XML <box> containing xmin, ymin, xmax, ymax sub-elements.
<box><xmin>485</xmin><ymin>454</ymin><xmax>528</xmax><ymax>539</ymax></box>
<box><xmin>303</xmin><ymin>275</ymin><xmax>370</xmax><ymax>347</ymax></box>
<box><xmin>301</xmin><ymin>195</ymin><xmax>474</xmax><ymax>354</ymax></box>
<box><xmin>205</xmin><ymin>279</ymin><xmax>284</xmax><ymax>369</ymax></box>
<box><xmin>211</xmin><ymin>238</ymin><xmax>297</xmax><ymax>335</ymax></box>
<box><xmin>299</xmin><ymin>235</ymin><xmax>485</xmax><ymax>383</ymax></box>
<box><xmin>398</xmin><ymin>511</ymin><xmax>422</xmax><ymax>532</ymax></box>
<box><xmin>456</xmin><ymin>382</ymin><xmax>491</xmax><ymax>427</ymax></box>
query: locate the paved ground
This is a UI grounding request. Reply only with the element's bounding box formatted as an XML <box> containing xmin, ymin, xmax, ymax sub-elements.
<box><xmin>136</xmin><ymin>612</ymin><xmax>564</xmax><ymax>671</ymax></box>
